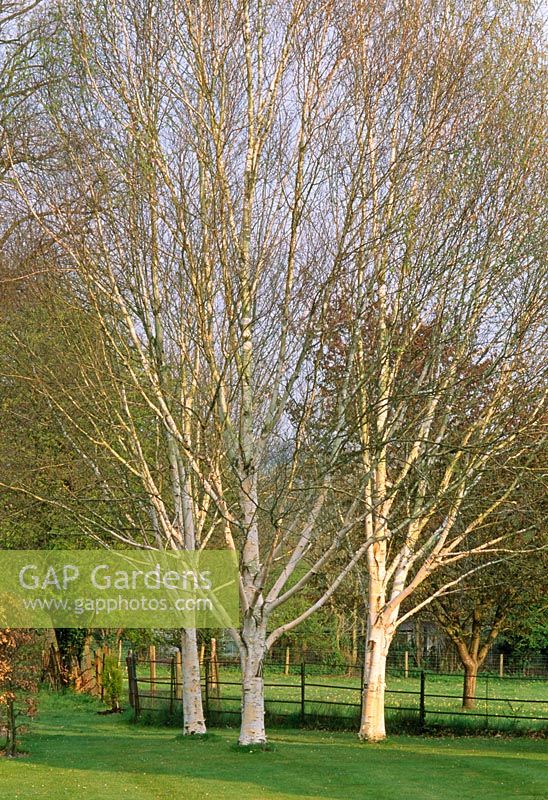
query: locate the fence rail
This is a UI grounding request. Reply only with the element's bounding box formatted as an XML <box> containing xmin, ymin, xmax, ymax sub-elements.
<box><xmin>125</xmin><ymin>654</ymin><xmax>548</xmax><ymax>730</ymax></box>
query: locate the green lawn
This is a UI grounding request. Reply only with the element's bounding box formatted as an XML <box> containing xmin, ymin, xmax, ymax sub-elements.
<box><xmin>1</xmin><ymin>691</ymin><xmax>547</xmax><ymax>800</ymax></box>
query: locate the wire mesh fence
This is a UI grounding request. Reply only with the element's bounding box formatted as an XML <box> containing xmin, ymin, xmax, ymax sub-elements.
<box><xmin>125</xmin><ymin>653</ymin><xmax>548</xmax><ymax>732</ymax></box>
<box><xmin>263</xmin><ymin>644</ymin><xmax>548</xmax><ymax>679</ymax></box>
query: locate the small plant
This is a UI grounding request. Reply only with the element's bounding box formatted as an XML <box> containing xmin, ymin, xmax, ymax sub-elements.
<box><xmin>102</xmin><ymin>655</ymin><xmax>123</xmax><ymax>712</ymax></box>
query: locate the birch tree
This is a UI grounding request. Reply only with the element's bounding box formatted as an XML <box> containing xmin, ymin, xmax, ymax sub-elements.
<box><xmin>10</xmin><ymin>0</ymin><xmax>375</xmax><ymax>745</ymax></box>
<box><xmin>335</xmin><ymin>0</ymin><xmax>547</xmax><ymax>740</ymax></box>
<box><xmin>7</xmin><ymin>0</ymin><xmax>545</xmax><ymax>747</ymax></box>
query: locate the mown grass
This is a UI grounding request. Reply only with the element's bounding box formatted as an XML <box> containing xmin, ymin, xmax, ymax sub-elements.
<box><xmin>1</xmin><ymin>690</ymin><xmax>547</xmax><ymax>800</ymax></box>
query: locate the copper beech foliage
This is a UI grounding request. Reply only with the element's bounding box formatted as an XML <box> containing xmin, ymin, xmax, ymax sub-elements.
<box><xmin>0</xmin><ymin>628</ymin><xmax>39</xmax><ymax>756</ymax></box>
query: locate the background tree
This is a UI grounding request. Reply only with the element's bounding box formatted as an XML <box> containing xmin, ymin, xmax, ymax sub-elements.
<box><xmin>427</xmin><ymin>445</ymin><xmax>547</xmax><ymax>708</ymax></box>
<box><xmin>429</xmin><ymin>551</ymin><xmax>546</xmax><ymax>708</ymax></box>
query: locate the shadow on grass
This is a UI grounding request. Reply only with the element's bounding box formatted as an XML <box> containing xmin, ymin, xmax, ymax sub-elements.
<box><xmin>11</xmin><ymin>691</ymin><xmax>545</xmax><ymax>800</ymax></box>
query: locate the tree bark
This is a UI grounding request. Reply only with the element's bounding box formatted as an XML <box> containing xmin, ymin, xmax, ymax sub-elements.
<box><xmin>462</xmin><ymin>661</ymin><xmax>479</xmax><ymax>709</ymax></box>
<box><xmin>181</xmin><ymin>629</ymin><xmax>207</xmax><ymax>735</ymax></box>
<box><xmin>238</xmin><ymin>615</ymin><xmax>267</xmax><ymax>746</ymax></box>
<box><xmin>359</xmin><ymin>619</ymin><xmax>393</xmax><ymax>742</ymax></box>
<box><xmin>7</xmin><ymin>699</ymin><xmax>16</xmax><ymax>756</ymax></box>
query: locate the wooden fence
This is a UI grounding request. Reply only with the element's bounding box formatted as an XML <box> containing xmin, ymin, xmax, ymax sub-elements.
<box><xmin>126</xmin><ymin>646</ymin><xmax>183</xmax><ymax>715</ymax></box>
<box><xmin>42</xmin><ymin>641</ymin><xmax>123</xmax><ymax>698</ymax></box>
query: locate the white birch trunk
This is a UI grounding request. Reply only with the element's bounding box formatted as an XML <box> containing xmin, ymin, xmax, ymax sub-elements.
<box><xmin>359</xmin><ymin>617</ymin><xmax>393</xmax><ymax>742</ymax></box>
<box><xmin>238</xmin><ymin>615</ymin><xmax>267</xmax><ymax>745</ymax></box>
<box><xmin>181</xmin><ymin>628</ymin><xmax>207</xmax><ymax>735</ymax></box>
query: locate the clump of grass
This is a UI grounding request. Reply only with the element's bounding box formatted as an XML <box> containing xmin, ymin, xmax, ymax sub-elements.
<box><xmin>385</xmin><ymin>710</ymin><xmax>424</xmax><ymax>735</ymax></box>
<box><xmin>130</xmin><ymin>703</ymin><xmax>547</xmax><ymax>738</ymax></box>
<box><xmin>133</xmin><ymin>706</ymin><xmax>185</xmax><ymax>727</ymax></box>
<box><xmin>420</xmin><ymin>715</ymin><xmax>548</xmax><ymax>739</ymax></box>
<box><xmin>174</xmin><ymin>731</ymin><xmax>221</xmax><ymax>743</ymax></box>
<box><xmin>202</xmin><ymin>709</ymin><xmax>240</xmax><ymax>728</ymax></box>
<box><xmin>230</xmin><ymin>742</ymin><xmax>276</xmax><ymax>753</ymax></box>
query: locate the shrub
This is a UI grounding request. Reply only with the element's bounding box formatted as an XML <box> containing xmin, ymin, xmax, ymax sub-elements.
<box><xmin>102</xmin><ymin>655</ymin><xmax>123</xmax><ymax>711</ymax></box>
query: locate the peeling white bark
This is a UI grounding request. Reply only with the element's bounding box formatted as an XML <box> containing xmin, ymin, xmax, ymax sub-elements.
<box><xmin>181</xmin><ymin>628</ymin><xmax>207</xmax><ymax>735</ymax></box>
<box><xmin>238</xmin><ymin>617</ymin><xmax>267</xmax><ymax>745</ymax></box>
<box><xmin>359</xmin><ymin>620</ymin><xmax>393</xmax><ymax>742</ymax></box>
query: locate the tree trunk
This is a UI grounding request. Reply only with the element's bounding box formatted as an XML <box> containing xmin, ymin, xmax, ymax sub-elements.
<box><xmin>359</xmin><ymin>620</ymin><xmax>393</xmax><ymax>742</ymax></box>
<box><xmin>181</xmin><ymin>628</ymin><xmax>207</xmax><ymax>735</ymax></box>
<box><xmin>462</xmin><ymin>661</ymin><xmax>478</xmax><ymax>709</ymax></box>
<box><xmin>7</xmin><ymin>699</ymin><xmax>16</xmax><ymax>756</ymax></box>
<box><xmin>238</xmin><ymin>616</ymin><xmax>267</xmax><ymax>746</ymax></box>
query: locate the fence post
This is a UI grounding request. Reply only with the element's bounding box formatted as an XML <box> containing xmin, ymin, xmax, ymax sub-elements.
<box><xmin>80</xmin><ymin>637</ymin><xmax>93</xmax><ymax>694</ymax></box>
<box><xmin>149</xmin><ymin>644</ymin><xmax>156</xmax><ymax>706</ymax></box>
<box><xmin>170</xmin><ymin>656</ymin><xmax>175</xmax><ymax>715</ymax></box>
<box><xmin>210</xmin><ymin>638</ymin><xmax>219</xmax><ymax>690</ymax></box>
<box><xmin>126</xmin><ymin>652</ymin><xmax>134</xmax><ymax>708</ymax></box>
<box><xmin>404</xmin><ymin>650</ymin><xmax>409</xmax><ymax>679</ymax></box>
<box><xmin>204</xmin><ymin>656</ymin><xmax>210</xmax><ymax>719</ymax></box>
<box><xmin>101</xmin><ymin>650</ymin><xmax>105</xmax><ymax>702</ymax></box>
<box><xmin>133</xmin><ymin>652</ymin><xmax>140</xmax><ymax>718</ymax></box>
<box><xmin>499</xmin><ymin>653</ymin><xmax>504</xmax><ymax>679</ymax></box>
<box><xmin>300</xmin><ymin>662</ymin><xmax>306</xmax><ymax>724</ymax></box>
<box><xmin>285</xmin><ymin>646</ymin><xmax>290</xmax><ymax>676</ymax></box>
<box><xmin>175</xmin><ymin>650</ymin><xmax>183</xmax><ymax>701</ymax></box>
<box><xmin>210</xmin><ymin>639</ymin><xmax>221</xmax><ymax>710</ymax></box>
<box><xmin>94</xmin><ymin>649</ymin><xmax>100</xmax><ymax>697</ymax></box>
<box><xmin>93</xmin><ymin>648</ymin><xmax>104</xmax><ymax>701</ymax></box>
<box><xmin>485</xmin><ymin>675</ymin><xmax>489</xmax><ymax>729</ymax></box>
<box><xmin>419</xmin><ymin>671</ymin><xmax>426</xmax><ymax>728</ymax></box>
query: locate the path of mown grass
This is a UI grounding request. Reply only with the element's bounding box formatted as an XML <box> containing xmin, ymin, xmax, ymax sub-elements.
<box><xmin>1</xmin><ymin>691</ymin><xmax>546</xmax><ymax>800</ymax></box>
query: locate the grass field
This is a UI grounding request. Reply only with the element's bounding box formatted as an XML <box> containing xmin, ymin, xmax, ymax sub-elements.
<box><xmin>1</xmin><ymin>691</ymin><xmax>547</xmax><ymax>800</ymax></box>
<box><xmin>133</xmin><ymin>661</ymin><xmax>548</xmax><ymax>733</ymax></box>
